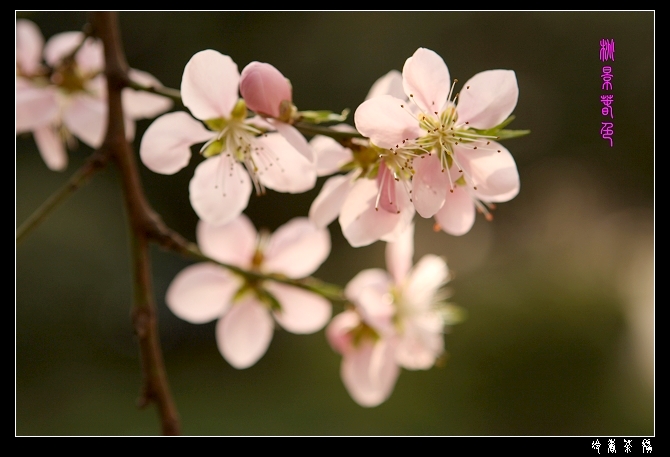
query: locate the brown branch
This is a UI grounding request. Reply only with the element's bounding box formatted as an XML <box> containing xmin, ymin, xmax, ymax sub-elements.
<box><xmin>89</xmin><ymin>11</ymin><xmax>180</xmax><ymax>436</ymax></box>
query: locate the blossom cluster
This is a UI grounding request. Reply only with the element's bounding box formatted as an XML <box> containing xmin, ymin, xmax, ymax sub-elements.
<box><xmin>17</xmin><ymin>19</ymin><xmax>524</xmax><ymax>407</ymax></box>
<box><xmin>16</xmin><ymin>19</ymin><xmax>172</xmax><ymax>170</ymax></box>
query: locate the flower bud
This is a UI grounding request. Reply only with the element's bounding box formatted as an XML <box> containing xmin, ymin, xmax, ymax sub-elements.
<box><xmin>240</xmin><ymin>61</ymin><xmax>292</xmax><ymax>118</ymax></box>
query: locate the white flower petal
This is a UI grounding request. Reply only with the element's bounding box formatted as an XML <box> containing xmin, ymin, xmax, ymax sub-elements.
<box><xmin>402</xmin><ymin>47</ymin><xmax>451</xmax><ymax>113</ymax></box>
<box><xmin>404</xmin><ymin>254</ymin><xmax>449</xmax><ymax>311</ymax></box>
<box><xmin>63</xmin><ymin>93</ymin><xmax>107</xmax><ymax>148</ymax></box>
<box><xmin>33</xmin><ymin>125</ymin><xmax>67</xmax><ymax>171</ymax></box>
<box><xmin>123</xmin><ymin>69</ymin><xmax>173</xmax><ymax>120</ymax></box>
<box><xmin>339</xmin><ymin>179</ymin><xmax>412</xmax><ymax>247</ymax></box>
<box><xmin>455</xmin><ymin>142</ymin><xmax>520</xmax><ymax>201</ymax></box>
<box><xmin>411</xmin><ymin>153</ymin><xmax>449</xmax><ymax>218</ymax></box>
<box><xmin>139</xmin><ymin>111</ymin><xmax>213</xmax><ymax>175</ymax></box>
<box><xmin>345</xmin><ymin>268</ymin><xmax>391</xmax><ymax>302</ymax></box>
<box><xmin>308</xmin><ymin>173</ymin><xmax>355</xmax><ymax>228</ymax></box>
<box><xmin>181</xmin><ymin>50</ymin><xmax>240</xmax><ymax>121</ymax></box>
<box><xmin>263</xmin><ymin>217</ymin><xmax>330</xmax><ymax>278</ymax></box>
<box><xmin>189</xmin><ymin>155</ymin><xmax>252</xmax><ymax>226</ymax></box>
<box><xmin>354</xmin><ymin>95</ymin><xmax>422</xmax><ymax>149</ymax></box>
<box><xmin>395</xmin><ymin>314</ymin><xmax>444</xmax><ymax>370</ymax></box>
<box><xmin>456</xmin><ymin>70</ymin><xmax>518</xmax><ymax>129</ymax></box>
<box><xmin>310</xmin><ymin>135</ymin><xmax>353</xmax><ymax>176</ymax></box>
<box><xmin>434</xmin><ymin>186</ymin><xmax>476</xmax><ymax>236</ymax></box>
<box><xmin>254</xmin><ymin>132</ymin><xmax>317</xmax><ymax>193</ymax></box>
<box><xmin>366</xmin><ymin>69</ymin><xmax>405</xmax><ymax>100</ymax></box>
<box><xmin>341</xmin><ymin>339</ymin><xmax>400</xmax><ymax>407</ymax></box>
<box><xmin>269</xmin><ymin>120</ymin><xmax>315</xmax><ymax>163</ymax></box>
<box><xmin>267</xmin><ymin>282</ymin><xmax>332</xmax><ymax>334</ymax></box>
<box><xmin>196</xmin><ymin>214</ymin><xmax>257</xmax><ymax>268</ymax></box>
<box><xmin>216</xmin><ymin>295</ymin><xmax>274</xmax><ymax>369</ymax></box>
<box><xmin>15</xmin><ymin>84</ymin><xmax>59</xmax><ymax>133</ymax></box>
<box><xmin>16</xmin><ymin>20</ymin><xmax>44</xmax><ymax>76</ymax></box>
<box><xmin>166</xmin><ymin>263</ymin><xmax>238</xmax><ymax>324</ymax></box>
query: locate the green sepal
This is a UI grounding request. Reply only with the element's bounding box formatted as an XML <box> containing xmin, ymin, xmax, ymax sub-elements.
<box><xmin>471</xmin><ymin>115</ymin><xmax>530</xmax><ymax>140</ymax></box>
<box><xmin>298</xmin><ymin>108</ymin><xmax>350</xmax><ymax>124</ymax></box>
<box><xmin>256</xmin><ymin>288</ymin><xmax>283</xmax><ymax>312</ymax></box>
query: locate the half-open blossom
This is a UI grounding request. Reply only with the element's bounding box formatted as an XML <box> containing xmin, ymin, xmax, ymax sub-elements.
<box><xmin>308</xmin><ymin>71</ymin><xmax>415</xmax><ymax>247</ymax></box>
<box><xmin>327</xmin><ymin>224</ymin><xmax>453</xmax><ymax>407</ymax></box>
<box><xmin>355</xmin><ymin>47</ymin><xmax>520</xmax><ymax>235</ymax></box>
<box><xmin>167</xmin><ymin>214</ymin><xmax>332</xmax><ymax>369</ymax></box>
<box><xmin>140</xmin><ymin>50</ymin><xmax>316</xmax><ymax>226</ymax></box>
<box><xmin>16</xmin><ymin>20</ymin><xmax>172</xmax><ymax>171</ymax></box>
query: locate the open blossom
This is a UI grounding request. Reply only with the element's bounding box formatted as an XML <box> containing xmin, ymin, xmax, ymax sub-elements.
<box><xmin>308</xmin><ymin>71</ymin><xmax>415</xmax><ymax>247</ymax></box>
<box><xmin>15</xmin><ymin>19</ymin><xmax>172</xmax><ymax>171</ymax></box>
<box><xmin>327</xmin><ymin>224</ymin><xmax>452</xmax><ymax>407</ymax></box>
<box><xmin>167</xmin><ymin>214</ymin><xmax>332</xmax><ymax>369</ymax></box>
<box><xmin>355</xmin><ymin>47</ymin><xmax>520</xmax><ymax>235</ymax></box>
<box><xmin>140</xmin><ymin>50</ymin><xmax>316</xmax><ymax>226</ymax></box>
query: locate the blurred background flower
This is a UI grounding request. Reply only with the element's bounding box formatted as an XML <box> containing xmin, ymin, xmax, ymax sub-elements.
<box><xmin>16</xmin><ymin>11</ymin><xmax>653</xmax><ymax>436</ymax></box>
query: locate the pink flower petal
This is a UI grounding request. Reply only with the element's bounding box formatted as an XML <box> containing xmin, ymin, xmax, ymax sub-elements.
<box><xmin>386</xmin><ymin>223</ymin><xmax>414</xmax><ymax>285</ymax></box>
<box><xmin>455</xmin><ymin>142</ymin><xmax>520</xmax><ymax>201</ymax></box>
<box><xmin>310</xmin><ymin>134</ymin><xmax>353</xmax><ymax>177</ymax></box>
<box><xmin>123</xmin><ymin>69</ymin><xmax>173</xmax><ymax>120</ymax></box>
<box><xmin>366</xmin><ymin>70</ymin><xmax>405</xmax><ymax>100</ymax></box>
<box><xmin>354</xmin><ymin>95</ymin><xmax>422</xmax><ymax>149</ymax></box>
<box><xmin>404</xmin><ymin>254</ymin><xmax>449</xmax><ymax>311</ymax></box>
<box><xmin>266</xmin><ymin>282</ymin><xmax>331</xmax><ymax>334</ymax></box>
<box><xmin>263</xmin><ymin>217</ymin><xmax>330</xmax><ymax>278</ymax></box>
<box><xmin>189</xmin><ymin>155</ymin><xmax>252</xmax><ymax>226</ymax></box>
<box><xmin>402</xmin><ymin>48</ymin><xmax>451</xmax><ymax>113</ymax></box>
<box><xmin>139</xmin><ymin>111</ymin><xmax>213</xmax><ymax>175</ymax></box>
<box><xmin>326</xmin><ymin>310</ymin><xmax>361</xmax><ymax>355</ymax></box>
<box><xmin>240</xmin><ymin>61</ymin><xmax>292</xmax><ymax>118</ymax></box>
<box><xmin>456</xmin><ymin>70</ymin><xmax>518</xmax><ymax>129</ymax></box>
<box><xmin>15</xmin><ymin>84</ymin><xmax>59</xmax><ymax>133</ymax></box>
<box><xmin>339</xmin><ymin>179</ymin><xmax>412</xmax><ymax>247</ymax></box>
<box><xmin>62</xmin><ymin>93</ymin><xmax>107</xmax><ymax>148</ymax></box>
<box><xmin>16</xmin><ymin>20</ymin><xmax>43</xmax><ymax>76</ymax></box>
<box><xmin>254</xmin><ymin>132</ymin><xmax>316</xmax><ymax>193</ymax></box>
<box><xmin>411</xmin><ymin>153</ymin><xmax>450</xmax><ymax>218</ymax></box>
<box><xmin>308</xmin><ymin>173</ymin><xmax>355</xmax><ymax>228</ymax></box>
<box><xmin>196</xmin><ymin>214</ymin><xmax>257</xmax><ymax>268</ymax></box>
<box><xmin>341</xmin><ymin>339</ymin><xmax>400</xmax><ymax>407</ymax></box>
<box><xmin>166</xmin><ymin>263</ymin><xmax>238</xmax><ymax>324</ymax></box>
<box><xmin>33</xmin><ymin>125</ymin><xmax>67</xmax><ymax>171</ymax></box>
<box><xmin>216</xmin><ymin>295</ymin><xmax>274</xmax><ymax>369</ymax></box>
<box><xmin>434</xmin><ymin>186</ymin><xmax>476</xmax><ymax>236</ymax></box>
<box><xmin>181</xmin><ymin>50</ymin><xmax>240</xmax><ymax>121</ymax></box>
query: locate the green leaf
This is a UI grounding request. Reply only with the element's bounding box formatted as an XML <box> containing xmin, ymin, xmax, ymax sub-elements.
<box><xmin>298</xmin><ymin>108</ymin><xmax>350</xmax><ymax>124</ymax></box>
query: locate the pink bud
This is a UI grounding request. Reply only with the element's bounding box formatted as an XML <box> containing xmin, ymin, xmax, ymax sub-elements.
<box><xmin>240</xmin><ymin>61</ymin><xmax>292</xmax><ymax>118</ymax></box>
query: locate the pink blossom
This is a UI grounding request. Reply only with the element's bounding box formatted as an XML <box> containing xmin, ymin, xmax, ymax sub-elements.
<box><xmin>327</xmin><ymin>224</ymin><xmax>451</xmax><ymax>406</ymax></box>
<box><xmin>355</xmin><ymin>47</ymin><xmax>520</xmax><ymax>235</ymax></box>
<box><xmin>140</xmin><ymin>50</ymin><xmax>316</xmax><ymax>226</ymax></box>
<box><xmin>308</xmin><ymin>70</ymin><xmax>415</xmax><ymax>247</ymax></box>
<box><xmin>15</xmin><ymin>20</ymin><xmax>172</xmax><ymax>171</ymax></box>
<box><xmin>167</xmin><ymin>214</ymin><xmax>332</xmax><ymax>369</ymax></box>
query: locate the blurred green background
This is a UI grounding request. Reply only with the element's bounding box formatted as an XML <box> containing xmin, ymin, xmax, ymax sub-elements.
<box><xmin>16</xmin><ymin>11</ymin><xmax>654</xmax><ymax>436</ymax></box>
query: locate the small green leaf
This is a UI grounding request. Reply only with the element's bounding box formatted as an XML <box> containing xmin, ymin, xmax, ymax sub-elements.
<box><xmin>298</xmin><ymin>108</ymin><xmax>350</xmax><ymax>124</ymax></box>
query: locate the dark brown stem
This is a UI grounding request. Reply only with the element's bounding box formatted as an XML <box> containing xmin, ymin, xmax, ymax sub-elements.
<box><xmin>89</xmin><ymin>11</ymin><xmax>180</xmax><ymax>436</ymax></box>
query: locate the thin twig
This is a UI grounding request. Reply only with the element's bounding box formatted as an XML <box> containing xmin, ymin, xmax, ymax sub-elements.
<box><xmin>16</xmin><ymin>151</ymin><xmax>107</xmax><ymax>244</ymax></box>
